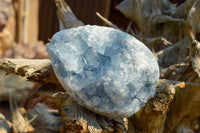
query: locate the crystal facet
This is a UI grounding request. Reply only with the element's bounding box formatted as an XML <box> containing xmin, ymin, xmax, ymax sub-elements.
<box><xmin>46</xmin><ymin>25</ymin><xmax>159</xmax><ymax>117</ymax></box>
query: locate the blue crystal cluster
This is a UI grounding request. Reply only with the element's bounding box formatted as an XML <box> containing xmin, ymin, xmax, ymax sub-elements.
<box><xmin>46</xmin><ymin>25</ymin><xmax>159</xmax><ymax>117</ymax></box>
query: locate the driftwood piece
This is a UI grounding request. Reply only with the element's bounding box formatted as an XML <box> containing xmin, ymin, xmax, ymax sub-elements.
<box><xmin>130</xmin><ymin>80</ymin><xmax>180</xmax><ymax>133</ymax></box>
<box><xmin>174</xmin><ymin>0</ymin><xmax>200</xmax><ymax>83</ymax></box>
<box><xmin>117</xmin><ymin>0</ymin><xmax>200</xmax><ymax>69</ymax></box>
<box><xmin>164</xmin><ymin>82</ymin><xmax>200</xmax><ymax>132</ymax></box>
<box><xmin>116</xmin><ymin>0</ymin><xmax>184</xmax><ymax>41</ymax></box>
<box><xmin>96</xmin><ymin>12</ymin><xmax>120</xmax><ymax>30</ymax></box>
<box><xmin>160</xmin><ymin>63</ymin><xmax>189</xmax><ymax>80</ymax></box>
<box><xmin>116</xmin><ymin>0</ymin><xmax>190</xmax><ymax>67</ymax></box>
<box><xmin>0</xmin><ymin>58</ymin><xmax>59</xmax><ymax>85</ymax></box>
<box><xmin>55</xmin><ymin>0</ymin><xmax>84</xmax><ymax>30</ymax></box>
<box><xmin>59</xmin><ymin>103</ymin><xmax>126</xmax><ymax>133</ymax></box>
<box><xmin>130</xmin><ymin>80</ymin><xmax>200</xmax><ymax>133</ymax></box>
<box><xmin>36</xmin><ymin>91</ymin><xmax>127</xmax><ymax>133</ymax></box>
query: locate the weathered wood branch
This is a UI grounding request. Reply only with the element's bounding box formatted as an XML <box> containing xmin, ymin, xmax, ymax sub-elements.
<box><xmin>116</xmin><ymin>0</ymin><xmax>191</xmax><ymax>67</ymax></box>
<box><xmin>0</xmin><ymin>58</ymin><xmax>59</xmax><ymax>85</ymax></box>
<box><xmin>130</xmin><ymin>80</ymin><xmax>179</xmax><ymax>132</ymax></box>
<box><xmin>131</xmin><ymin>80</ymin><xmax>200</xmax><ymax>133</ymax></box>
<box><xmin>96</xmin><ymin>12</ymin><xmax>120</xmax><ymax>30</ymax></box>
<box><xmin>55</xmin><ymin>0</ymin><xmax>84</xmax><ymax>30</ymax></box>
<box><xmin>160</xmin><ymin>63</ymin><xmax>189</xmax><ymax>80</ymax></box>
<box><xmin>164</xmin><ymin>82</ymin><xmax>200</xmax><ymax>132</ymax></box>
<box><xmin>36</xmin><ymin>91</ymin><xmax>127</xmax><ymax>133</ymax></box>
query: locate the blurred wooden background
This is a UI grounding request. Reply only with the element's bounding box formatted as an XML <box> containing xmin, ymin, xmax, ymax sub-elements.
<box><xmin>4</xmin><ymin>0</ymin><xmax>187</xmax><ymax>44</ymax></box>
<box><xmin>6</xmin><ymin>0</ymin><xmax>113</xmax><ymax>44</ymax></box>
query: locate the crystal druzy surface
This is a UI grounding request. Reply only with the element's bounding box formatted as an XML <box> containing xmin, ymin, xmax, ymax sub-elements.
<box><xmin>46</xmin><ymin>25</ymin><xmax>159</xmax><ymax>118</ymax></box>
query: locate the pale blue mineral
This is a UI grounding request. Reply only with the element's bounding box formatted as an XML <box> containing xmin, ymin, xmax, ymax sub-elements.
<box><xmin>46</xmin><ymin>25</ymin><xmax>159</xmax><ymax>118</ymax></box>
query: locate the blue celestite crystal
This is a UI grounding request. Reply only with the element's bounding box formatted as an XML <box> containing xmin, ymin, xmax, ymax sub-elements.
<box><xmin>46</xmin><ymin>25</ymin><xmax>159</xmax><ymax>118</ymax></box>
